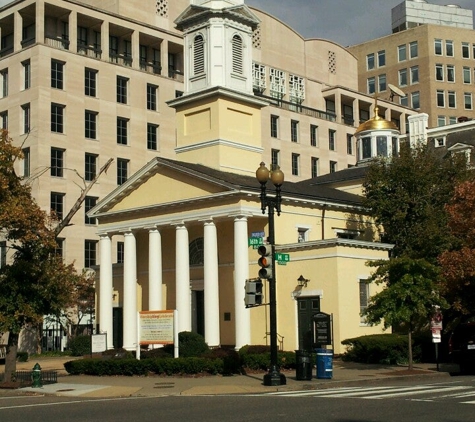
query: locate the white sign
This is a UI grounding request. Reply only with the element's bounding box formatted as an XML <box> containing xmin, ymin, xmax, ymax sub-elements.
<box><xmin>91</xmin><ymin>333</ymin><xmax>107</xmax><ymax>353</ymax></box>
<box><xmin>139</xmin><ymin>310</ymin><xmax>174</xmax><ymax>345</ymax></box>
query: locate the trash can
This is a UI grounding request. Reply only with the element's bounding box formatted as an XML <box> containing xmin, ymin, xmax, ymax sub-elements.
<box><xmin>316</xmin><ymin>348</ymin><xmax>333</xmax><ymax>379</ymax></box>
<box><xmin>295</xmin><ymin>350</ymin><xmax>312</xmax><ymax>380</ymax></box>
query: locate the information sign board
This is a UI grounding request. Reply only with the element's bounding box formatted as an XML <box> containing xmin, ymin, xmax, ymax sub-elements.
<box><xmin>313</xmin><ymin>312</ymin><xmax>332</xmax><ymax>346</ymax></box>
<box><xmin>139</xmin><ymin>310</ymin><xmax>174</xmax><ymax>345</ymax></box>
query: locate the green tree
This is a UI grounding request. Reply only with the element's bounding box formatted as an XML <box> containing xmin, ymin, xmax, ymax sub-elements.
<box><xmin>0</xmin><ymin>132</ymin><xmax>85</xmax><ymax>383</ymax></box>
<box><xmin>362</xmin><ymin>142</ymin><xmax>469</xmax><ymax>369</ymax></box>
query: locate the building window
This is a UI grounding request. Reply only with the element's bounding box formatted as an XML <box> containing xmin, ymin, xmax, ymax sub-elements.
<box><xmin>329</xmin><ymin>160</ymin><xmax>337</xmax><ymax>173</ymax></box>
<box><xmin>398</xmin><ymin>68</ymin><xmax>407</xmax><ymax>86</ymax></box>
<box><xmin>22</xmin><ymin>103</ymin><xmax>30</xmax><ymax>134</ymax></box>
<box><xmin>54</xmin><ymin>238</ymin><xmax>64</xmax><ymax>258</ymax></box>
<box><xmin>400</xmin><ymin>96</ymin><xmax>408</xmax><ymax>107</ymax></box>
<box><xmin>193</xmin><ymin>34</ymin><xmax>205</xmax><ymax>75</ymax></box>
<box><xmin>449</xmin><ymin>116</ymin><xmax>457</xmax><ymax>125</ymax></box>
<box><xmin>411</xmin><ymin>91</ymin><xmax>420</xmax><ymax>109</ymax></box>
<box><xmin>361</xmin><ymin>136</ymin><xmax>371</xmax><ymax>159</ymax></box>
<box><xmin>377</xmin><ymin>50</ymin><xmax>385</xmax><ymax>67</ymax></box>
<box><xmin>462</xmin><ymin>42</ymin><xmax>470</xmax><ymax>59</ymax></box>
<box><xmin>359</xmin><ymin>279</ymin><xmax>369</xmax><ymax>323</ymax></box>
<box><xmin>50</xmin><ymin>192</ymin><xmax>64</xmax><ymax>220</ymax></box>
<box><xmin>398</xmin><ymin>44</ymin><xmax>406</xmax><ymax>62</ymax></box>
<box><xmin>22</xmin><ymin>60</ymin><xmax>31</xmax><ymax>90</ymax></box>
<box><xmin>85</xmin><ymin>196</ymin><xmax>97</xmax><ymax>225</ymax></box>
<box><xmin>409</xmin><ymin>41</ymin><xmax>418</xmax><ymax>59</ymax></box>
<box><xmin>366</xmin><ymin>53</ymin><xmax>375</xmax><ymax>70</ymax></box>
<box><xmin>410</xmin><ymin>66</ymin><xmax>419</xmax><ymax>84</ymax></box>
<box><xmin>22</xmin><ymin>147</ymin><xmax>30</xmax><ymax>177</ymax></box>
<box><xmin>78</xmin><ymin>26</ymin><xmax>88</xmax><ymax>48</ymax></box>
<box><xmin>378</xmin><ymin>74</ymin><xmax>386</xmax><ymax>92</ymax></box>
<box><xmin>329</xmin><ymin>129</ymin><xmax>336</xmax><ymax>151</ymax></box>
<box><xmin>447</xmin><ymin>65</ymin><xmax>455</xmax><ymax>82</ymax></box>
<box><xmin>0</xmin><ymin>69</ymin><xmax>7</xmax><ymax>98</ymax></box>
<box><xmin>85</xmin><ymin>153</ymin><xmax>97</xmax><ymax>182</ymax></box>
<box><xmin>51</xmin><ymin>148</ymin><xmax>64</xmax><ymax>177</ymax></box>
<box><xmin>117</xmin><ymin>158</ymin><xmax>129</xmax><ymax>185</ymax></box>
<box><xmin>311</xmin><ymin>157</ymin><xmax>318</xmax><ymax>178</ymax></box>
<box><xmin>84</xmin><ymin>240</ymin><xmax>97</xmax><ymax>268</ymax></box>
<box><xmin>465</xmin><ymin>92</ymin><xmax>473</xmax><ymax>110</ymax></box>
<box><xmin>147</xmin><ymin>84</ymin><xmax>157</xmax><ymax>111</ymax></box>
<box><xmin>116</xmin><ymin>76</ymin><xmax>128</xmax><ymax>104</ymax></box>
<box><xmin>271</xmin><ymin>149</ymin><xmax>280</xmax><ymax>169</ymax></box>
<box><xmin>437</xmin><ymin>90</ymin><xmax>445</xmax><ymax>107</ymax></box>
<box><xmin>446</xmin><ymin>40</ymin><xmax>454</xmax><ymax>57</ymax></box>
<box><xmin>85</xmin><ymin>111</ymin><xmax>97</xmax><ymax>139</ymax></box>
<box><xmin>435</xmin><ymin>64</ymin><xmax>444</xmax><ymax>81</ymax></box>
<box><xmin>269</xmin><ymin>68</ymin><xmax>286</xmax><ymax>99</ymax></box>
<box><xmin>270</xmin><ymin>115</ymin><xmax>279</xmax><ymax>138</ymax></box>
<box><xmin>147</xmin><ymin>123</ymin><xmax>158</xmax><ymax>150</ymax></box>
<box><xmin>117</xmin><ymin>118</ymin><xmax>128</xmax><ymax>145</ymax></box>
<box><xmin>448</xmin><ymin>91</ymin><xmax>456</xmax><ymax>108</ymax></box>
<box><xmin>51</xmin><ymin>104</ymin><xmax>64</xmax><ymax>133</ymax></box>
<box><xmin>291</xmin><ymin>120</ymin><xmax>299</xmax><ymax>142</ymax></box>
<box><xmin>437</xmin><ymin>116</ymin><xmax>446</xmax><ymax>127</ymax></box>
<box><xmin>347</xmin><ymin>134</ymin><xmax>353</xmax><ymax>155</ymax></box>
<box><xmin>310</xmin><ymin>124</ymin><xmax>318</xmax><ymax>147</ymax></box>
<box><xmin>376</xmin><ymin>135</ymin><xmax>388</xmax><ymax>156</ymax></box>
<box><xmin>85</xmin><ymin>68</ymin><xmax>97</xmax><ymax>97</ymax></box>
<box><xmin>253</xmin><ymin>63</ymin><xmax>266</xmax><ymax>93</ymax></box>
<box><xmin>297</xmin><ymin>228</ymin><xmax>309</xmax><ymax>243</ymax></box>
<box><xmin>231</xmin><ymin>35</ymin><xmax>243</xmax><ymax>75</ymax></box>
<box><xmin>463</xmin><ymin>66</ymin><xmax>471</xmax><ymax>84</ymax></box>
<box><xmin>117</xmin><ymin>241</ymin><xmax>124</xmax><ymax>264</ymax></box>
<box><xmin>434</xmin><ymin>39</ymin><xmax>442</xmax><ymax>55</ymax></box>
<box><xmin>51</xmin><ymin>60</ymin><xmax>64</xmax><ymax>89</ymax></box>
<box><xmin>367</xmin><ymin>77</ymin><xmax>375</xmax><ymax>94</ymax></box>
<box><xmin>289</xmin><ymin>74</ymin><xmax>305</xmax><ymax>103</ymax></box>
<box><xmin>291</xmin><ymin>153</ymin><xmax>300</xmax><ymax>176</ymax></box>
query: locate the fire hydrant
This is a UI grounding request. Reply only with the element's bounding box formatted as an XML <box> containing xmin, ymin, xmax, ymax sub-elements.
<box><xmin>31</xmin><ymin>363</ymin><xmax>42</xmax><ymax>388</ymax></box>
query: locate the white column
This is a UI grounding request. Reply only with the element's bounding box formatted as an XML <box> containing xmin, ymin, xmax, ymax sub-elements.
<box><xmin>35</xmin><ymin>1</ymin><xmax>45</xmax><ymax>45</ymax></box>
<box><xmin>148</xmin><ymin>227</ymin><xmax>162</xmax><ymax>311</ymax></box>
<box><xmin>69</xmin><ymin>10</ymin><xmax>77</xmax><ymax>53</ymax></box>
<box><xmin>234</xmin><ymin>215</ymin><xmax>250</xmax><ymax>349</ymax></box>
<box><xmin>132</xmin><ymin>29</ymin><xmax>140</xmax><ymax>69</ymax></box>
<box><xmin>123</xmin><ymin>230</ymin><xmax>137</xmax><ymax>350</ymax></box>
<box><xmin>204</xmin><ymin>219</ymin><xmax>220</xmax><ymax>347</ymax></box>
<box><xmin>161</xmin><ymin>39</ymin><xmax>168</xmax><ymax>77</ymax></box>
<box><xmin>175</xmin><ymin>224</ymin><xmax>191</xmax><ymax>333</ymax></box>
<box><xmin>99</xmin><ymin>234</ymin><xmax>113</xmax><ymax>347</ymax></box>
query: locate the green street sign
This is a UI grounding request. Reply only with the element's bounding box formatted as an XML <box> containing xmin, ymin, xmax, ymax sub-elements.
<box><xmin>248</xmin><ymin>237</ymin><xmax>264</xmax><ymax>249</ymax></box>
<box><xmin>275</xmin><ymin>253</ymin><xmax>290</xmax><ymax>265</ymax></box>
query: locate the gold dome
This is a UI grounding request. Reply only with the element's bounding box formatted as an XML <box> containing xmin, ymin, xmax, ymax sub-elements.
<box><xmin>355</xmin><ymin>106</ymin><xmax>399</xmax><ymax>135</ymax></box>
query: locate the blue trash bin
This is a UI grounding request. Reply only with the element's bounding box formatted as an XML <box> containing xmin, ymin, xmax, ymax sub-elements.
<box><xmin>316</xmin><ymin>348</ymin><xmax>333</xmax><ymax>379</ymax></box>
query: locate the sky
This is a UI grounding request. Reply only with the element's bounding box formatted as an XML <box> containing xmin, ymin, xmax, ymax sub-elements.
<box><xmin>245</xmin><ymin>0</ymin><xmax>475</xmax><ymax>47</ymax></box>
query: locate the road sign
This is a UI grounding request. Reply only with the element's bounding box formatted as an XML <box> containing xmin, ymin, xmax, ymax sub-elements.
<box><xmin>248</xmin><ymin>237</ymin><xmax>264</xmax><ymax>249</ymax></box>
<box><xmin>275</xmin><ymin>253</ymin><xmax>290</xmax><ymax>265</ymax></box>
<box><xmin>251</xmin><ymin>231</ymin><xmax>266</xmax><ymax>238</ymax></box>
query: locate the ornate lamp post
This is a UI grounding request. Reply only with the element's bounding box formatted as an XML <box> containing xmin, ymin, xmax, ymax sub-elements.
<box><xmin>255</xmin><ymin>162</ymin><xmax>286</xmax><ymax>386</ymax></box>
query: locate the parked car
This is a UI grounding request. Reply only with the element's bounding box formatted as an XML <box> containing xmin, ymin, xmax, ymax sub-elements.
<box><xmin>448</xmin><ymin>321</ymin><xmax>475</xmax><ymax>374</ymax></box>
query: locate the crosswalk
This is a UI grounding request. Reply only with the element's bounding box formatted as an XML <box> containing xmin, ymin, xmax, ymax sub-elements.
<box><xmin>256</xmin><ymin>383</ymin><xmax>475</xmax><ymax>404</ymax></box>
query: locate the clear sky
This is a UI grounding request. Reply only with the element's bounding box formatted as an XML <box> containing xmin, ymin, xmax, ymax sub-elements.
<box><xmin>0</xmin><ymin>0</ymin><xmax>474</xmax><ymax>47</ymax></box>
<box><xmin>246</xmin><ymin>0</ymin><xmax>475</xmax><ymax>47</ymax></box>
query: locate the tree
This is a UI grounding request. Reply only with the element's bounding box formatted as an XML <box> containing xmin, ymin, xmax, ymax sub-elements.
<box><xmin>0</xmin><ymin>132</ymin><xmax>86</xmax><ymax>383</ymax></box>
<box><xmin>439</xmin><ymin>180</ymin><xmax>475</xmax><ymax>316</ymax></box>
<box><xmin>362</xmin><ymin>142</ymin><xmax>469</xmax><ymax>368</ymax></box>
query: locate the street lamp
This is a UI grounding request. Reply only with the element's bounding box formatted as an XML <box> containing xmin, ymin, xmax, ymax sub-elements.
<box><xmin>256</xmin><ymin>162</ymin><xmax>286</xmax><ymax>386</ymax></box>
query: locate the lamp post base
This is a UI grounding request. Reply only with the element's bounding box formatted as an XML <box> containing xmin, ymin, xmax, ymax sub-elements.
<box><xmin>263</xmin><ymin>365</ymin><xmax>287</xmax><ymax>386</ymax></box>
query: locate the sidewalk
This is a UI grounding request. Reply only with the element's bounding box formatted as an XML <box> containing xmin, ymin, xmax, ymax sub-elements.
<box><xmin>1</xmin><ymin>356</ymin><xmax>454</xmax><ymax>398</ymax></box>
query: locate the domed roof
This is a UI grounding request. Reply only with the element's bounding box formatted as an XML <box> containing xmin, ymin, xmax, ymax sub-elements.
<box><xmin>355</xmin><ymin>106</ymin><xmax>399</xmax><ymax>135</ymax></box>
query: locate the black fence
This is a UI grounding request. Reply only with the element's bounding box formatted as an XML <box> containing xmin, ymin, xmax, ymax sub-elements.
<box><xmin>0</xmin><ymin>370</ymin><xmax>57</xmax><ymax>386</ymax></box>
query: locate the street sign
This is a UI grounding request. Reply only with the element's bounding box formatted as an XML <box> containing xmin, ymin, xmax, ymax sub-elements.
<box><xmin>248</xmin><ymin>237</ymin><xmax>264</xmax><ymax>249</ymax></box>
<box><xmin>275</xmin><ymin>253</ymin><xmax>290</xmax><ymax>265</ymax></box>
<box><xmin>251</xmin><ymin>231</ymin><xmax>266</xmax><ymax>238</ymax></box>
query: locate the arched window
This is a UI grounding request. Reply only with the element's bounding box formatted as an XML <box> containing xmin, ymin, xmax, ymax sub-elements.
<box><xmin>193</xmin><ymin>34</ymin><xmax>205</xmax><ymax>75</ymax></box>
<box><xmin>189</xmin><ymin>237</ymin><xmax>204</xmax><ymax>266</ymax></box>
<box><xmin>232</xmin><ymin>34</ymin><xmax>243</xmax><ymax>74</ymax></box>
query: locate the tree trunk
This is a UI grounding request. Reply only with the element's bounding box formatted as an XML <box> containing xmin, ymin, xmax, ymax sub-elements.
<box><xmin>408</xmin><ymin>326</ymin><xmax>413</xmax><ymax>371</ymax></box>
<box><xmin>4</xmin><ymin>332</ymin><xmax>18</xmax><ymax>383</ymax></box>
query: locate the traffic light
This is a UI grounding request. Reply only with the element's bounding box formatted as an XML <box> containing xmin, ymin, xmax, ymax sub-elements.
<box><xmin>244</xmin><ymin>278</ymin><xmax>264</xmax><ymax>307</ymax></box>
<box><xmin>257</xmin><ymin>244</ymin><xmax>273</xmax><ymax>280</ymax></box>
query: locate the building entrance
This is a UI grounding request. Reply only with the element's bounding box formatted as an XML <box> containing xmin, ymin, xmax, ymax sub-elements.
<box><xmin>297</xmin><ymin>296</ymin><xmax>320</xmax><ymax>351</ymax></box>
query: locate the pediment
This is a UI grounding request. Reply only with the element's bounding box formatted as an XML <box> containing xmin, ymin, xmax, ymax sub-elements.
<box><xmin>175</xmin><ymin>4</ymin><xmax>259</xmax><ymax>28</ymax></box>
<box><xmin>447</xmin><ymin>142</ymin><xmax>473</xmax><ymax>152</ymax></box>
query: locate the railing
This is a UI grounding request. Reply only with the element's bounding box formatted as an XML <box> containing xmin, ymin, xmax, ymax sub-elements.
<box><xmin>264</xmin><ymin>332</ymin><xmax>284</xmax><ymax>351</ymax></box>
<box><xmin>0</xmin><ymin>46</ymin><xmax>13</xmax><ymax>58</ymax></box>
<box><xmin>78</xmin><ymin>44</ymin><xmax>102</xmax><ymax>59</ymax></box>
<box><xmin>45</xmin><ymin>36</ymin><xmax>69</xmax><ymax>50</ymax></box>
<box><xmin>0</xmin><ymin>370</ymin><xmax>58</xmax><ymax>385</ymax></box>
<box><xmin>0</xmin><ymin>345</ymin><xmax>6</xmax><ymax>359</ymax></box>
<box><xmin>140</xmin><ymin>61</ymin><xmax>161</xmax><ymax>75</ymax></box>
<box><xmin>256</xmin><ymin>93</ymin><xmax>337</xmax><ymax>122</ymax></box>
<box><xmin>168</xmin><ymin>68</ymin><xmax>184</xmax><ymax>82</ymax></box>
<box><xmin>21</xmin><ymin>37</ymin><xmax>35</xmax><ymax>48</ymax></box>
<box><xmin>109</xmin><ymin>53</ymin><xmax>132</xmax><ymax>67</ymax></box>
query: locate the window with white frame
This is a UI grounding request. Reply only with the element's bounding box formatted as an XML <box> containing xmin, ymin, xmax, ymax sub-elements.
<box><xmin>329</xmin><ymin>160</ymin><xmax>337</xmax><ymax>173</ymax></box>
<box><xmin>377</xmin><ymin>50</ymin><xmax>385</xmax><ymax>67</ymax></box>
<box><xmin>447</xmin><ymin>65</ymin><xmax>455</xmax><ymax>82</ymax></box>
<box><xmin>231</xmin><ymin>34</ymin><xmax>243</xmax><ymax>75</ymax></box>
<box><xmin>291</xmin><ymin>153</ymin><xmax>300</xmax><ymax>176</ymax></box>
<box><xmin>434</xmin><ymin>39</ymin><xmax>442</xmax><ymax>55</ymax></box>
<box><xmin>329</xmin><ymin>129</ymin><xmax>336</xmax><ymax>150</ymax></box>
<box><xmin>449</xmin><ymin>116</ymin><xmax>458</xmax><ymax>125</ymax></box>
<box><xmin>271</xmin><ymin>149</ymin><xmax>280</xmax><ymax>169</ymax></box>
<box><xmin>359</xmin><ymin>279</ymin><xmax>370</xmax><ymax>323</ymax></box>
<box><xmin>270</xmin><ymin>115</ymin><xmax>279</xmax><ymax>138</ymax></box>
<box><xmin>366</xmin><ymin>53</ymin><xmax>375</xmax><ymax>70</ymax></box>
<box><xmin>437</xmin><ymin>90</ymin><xmax>445</xmax><ymax>107</ymax></box>
<box><xmin>367</xmin><ymin>77</ymin><xmax>375</xmax><ymax>94</ymax></box>
<box><xmin>297</xmin><ymin>227</ymin><xmax>309</xmax><ymax>243</ymax></box>
<box><xmin>410</xmin><ymin>66</ymin><xmax>419</xmax><ymax>84</ymax></box>
<box><xmin>437</xmin><ymin>116</ymin><xmax>446</xmax><ymax>127</ymax></box>
<box><xmin>398</xmin><ymin>44</ymin><xmax>406</xmax><ymax>62</ymax></box>
<box><xmin>409</xmin><ymin>41</ymin><xmax>418</xmax><ymax>59</ymax></box>
<box><xmin>462</xmin><ymin>42</ymin><xmax>470</xmax><ymax>59</ymax></box>
<box><xmin>289</xmin><ymin>74</ymin><xmax>305</xmax><ymax>102</ymax></box>
<box><xmin>1</xmin><ymin>69</ymin><xmax>8</xmax><ymax>98</ymax></box>
<box><xmin>310</xmin><ymin>124</ymin><xmax>318</xmax><ymax>147</ymax></box>
<box><xmin>22</xmin><ymin>60</ymin><xmax>30</xmax><ymax>90</ymax></box>
<box><xmin>446</xmin><ymin>40</ymin><xmax>454</xmax><ymax>57</ymax></box>
<box><xmin>411</xmin><ymin>91</ymin><xmax>420</xmax><ymax>109</ymax></box>
<box><xmin>347</xmin><ymin>134</ymin><xmax>353</xmax><ymax>155</ymax></box>
<box><xmin>378</xmin><ymin>74</ymin><xmax>386</xmax><ymax>92</ymax></box>
<box><xmin>400</xmin><ymin>95</ymin><xmax>408</xmax><ymax>107</ymax></box>
<box><xmin>434</xmin><ymin>136</ymin><xmax>446</xmax><ymax>147</ymax></box>
<box><xmin>252</xmin><ymin>63</ymin><xmax>266</xmax><ymax>93</ymax></box>
<box><xmin>269</xmin><ymin>68</ymin><xmax>285</xmax><ymax>98</ymax></box>
<box><xmin>22</xmin><ymin>103</ymin><xmax>30</xmax><ymax>134</ymax></box>
<box><xmin>448</xmin><ymin>91</ymin><xmax>456</xmax><ymax>108</ymax></box>
<box><xmin>399</xmin><ymin>68</ymin><xmax>407</xmax><ymax>86</ymax></box>
<box><xmin>435</xmin><ymin>64</ymin><xmax>444</xmax><ymax>81</ymax></box>
<box><xmin>193</xmin><ymin>34</ymin><xmax>205</xmax><ymax>75</ymax></box>
<box><xmin>463</xmin><ymin>66</ymin><xmax>471</xmax><ymax>84</ymax></box>
<box><xmin>465</xmin><ymin>92</ymin><xmax>473</xmax><ymax>110</ymax></box>
<box><xmin>311</xmin><ymin>157</ymin><xmax>318</xmax><ymax>178</ymax></box>
<box><xmin>291</xmin><ymin>120</ymin><xmax>299</xmax><ymax>143</ymax></box>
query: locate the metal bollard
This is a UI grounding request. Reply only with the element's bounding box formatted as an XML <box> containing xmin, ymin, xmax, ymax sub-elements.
<box><xmin>31</xmin><ymin>363</ymin><xmax>42</xmax><ymax>388</ymax></box>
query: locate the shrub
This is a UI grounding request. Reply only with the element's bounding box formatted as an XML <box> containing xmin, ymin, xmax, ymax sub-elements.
<box><xmin>163</xmin><ymin>331</ymin><xmax>208</xmax><ymax>358</ymax></box>
<box><xmin>69</xmin><ymin>335</ymin><xmax>91</xmax><ymax>357</ymax></box>
<box><xmin>202</xmin><ymin>348</ymin><xmax>241</xmax><ymax>375</ymax></box>
<box><xmin>341</xmin><ymin>334</ymin><xmax>419</xmax><ymax>364</ymax></box>
<box><xmin>102</xmin><ymin>348</ymin><xmax>135</xmax><ymax>359</ymax></box>
<box><xmin>140</xmin><ymin>347</ymin><xmax>173</xmax><ymax>360</ymax></box>
<box><xmin>16</xmin><ymin>352</ymin><xmax>28</xmax><ymax>362</ymax></box>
